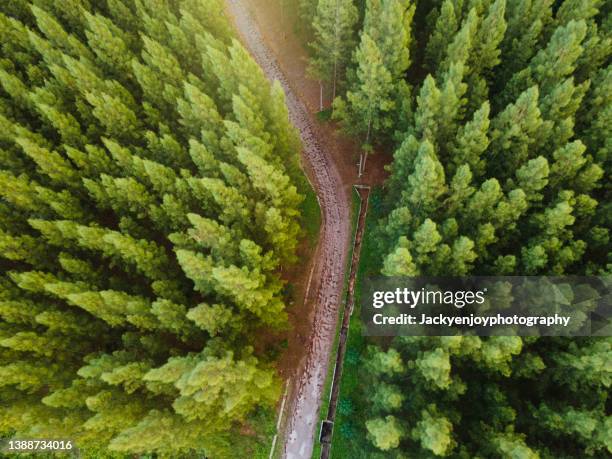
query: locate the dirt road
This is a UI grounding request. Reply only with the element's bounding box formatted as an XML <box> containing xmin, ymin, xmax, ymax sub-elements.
<box><xmin>224</xmin><ymin>2</ymin><xmax>352</xmax><ymax>458</ymax></box>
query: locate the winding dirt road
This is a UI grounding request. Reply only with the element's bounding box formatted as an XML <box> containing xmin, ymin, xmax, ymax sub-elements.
<box><xmin>225</xmin><ymin>2</ymin><xmax>352</xmax><ymax>458</ymax></box>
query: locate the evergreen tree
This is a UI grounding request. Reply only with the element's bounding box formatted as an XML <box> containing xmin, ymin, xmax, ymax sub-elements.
<box><xmin>308</xmin><ymin>0</ymin><xmax>358</xmax><ymax>107</ymax></box>
<box><xmin>401</xmin><ymin>140</ymin><xmax>446</xmax><ymax>215</ymax></box>
<box><xmin>332</xmin><ymin>0</ymin><xmax>415</xmax><ymax>171</ymax></box>
<box><xmin>363</xmin><ymin>0</ymin><xmax>415</xmax><ymax>80</ymax></box>
<box><xmin>333</xmin><ymin>33</ymin><xmax>395</xmax><ymax>170</ymax></box>
<box><xmin>425</xmin><ymin>0</ymin><xmax>459</xmax><ymax>71</ymax></box>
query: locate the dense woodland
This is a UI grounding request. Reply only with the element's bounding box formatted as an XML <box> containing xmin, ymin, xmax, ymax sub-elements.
<box><xmin>302</xmin><ymin>0</ymin><xmax>611</xmax><ymax>457</ymax></box>
<box><xmin>1</xmin><ymin>0</ymin><xmax>610</xmax><ymax>457</ymax></box>
<box><xmin>0</xmin><ymin>0</ymin><xmax>306</xmax><ymax>456</ymax></box>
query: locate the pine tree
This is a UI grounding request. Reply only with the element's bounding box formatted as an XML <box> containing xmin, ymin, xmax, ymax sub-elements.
<box><xmin>488</xmin><ymin>86</ymin><xmax>544</xmax><ymax>173</ymax></box>
<box><xmin>363</xmin><ymin>0</ymin><xmax>415</xmax><ymax>80</ymax></box>
<box><xmin>436</xmin><ymin>62</ymin><xmax>468</xmax><ymax>152</ymax></box>
<box><xmin>382</xmin><ymin>238</ymin><xmax>418</xmax><ymax>276</ymax></box>
<box><xmin>401</xmin><ymin>140</ymin><xmax>446</xmax><ymax>215</ymax></box>
<box><xmin>83</xmin><ymin>10</ymin><xmax>134</xmax><ymax>78</ymax></box>
<box><xmin>450</xmin><ymin>101</ymin><xmax>490</xmax><ymax>177</ymax></box>
<box><xmin>471</xmin><ymin>0</ymin><xmax>507</xmax><ymax>77</ymax></box>
<box><xmin>440</xmin><ymin>7</ymin><xmax>478</xmax><ymax>72</ymax></box>
<box><xmin>371</xmin><ymin>382</ymin><xmax>405</xmax><ymax>412</ymax></box>
<box><xmin>333</xmin><ymin>33</ymin><xmax>395</xmax><ymax>171</ymax></box>
<box><xmin>332</xmin><ymin>0</ymin><xmax>416</xmax><ymax>172</ymax></box>
<box><xmin>425</xmin><ymin>0</ymin><xmax>459</xmax><ymax>71</ymax></box>
<box><xmin>308</xmin><ymin>0</ymin><xmax>358</xmax><ymax>106</ymax></box>
<box><xmin>412</xmin><ymin>75</ymin><xmax>442</xmax><ymax>143</ymax></box>
<box><xmin>497</xmin><ymin>0</ymin><xmax>553</xmax><ymax>86</ymax></box>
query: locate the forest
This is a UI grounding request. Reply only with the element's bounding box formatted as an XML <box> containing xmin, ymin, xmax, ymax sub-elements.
<box><xmin>0</xmin><ymin>0</ymin><xmax>306</xmax><ymax>457</ymax></box>
<box><xmin>299</xmin><ymin>0</ymin><xmax>611</xmax><ymax>457</ymax></box>
<box><xmin>0</xmin><ymin>0</ymin><xmax>610</xmax><ymax>457</ymax></box>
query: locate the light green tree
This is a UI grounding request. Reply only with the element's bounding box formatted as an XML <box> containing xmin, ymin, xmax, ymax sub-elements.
<box><xmin>308</xmin><ymin>0</ymin><xmax>358</xmax><ymax>107</ymax></box>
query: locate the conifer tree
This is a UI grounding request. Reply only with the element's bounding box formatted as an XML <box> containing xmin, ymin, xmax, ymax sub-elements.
<box><xmin>298</xmin><ymin>0</ymin><xmax>320</xmax><ymax>37</ymax></box>
<box><xmin>308</xmin><ymin>0</ymin><xmax>358</xmax><ymax>107</ymax></box>
<box><xmin>425</xmin><ymin>0</ymin><xmax>459</xmax><ymax>71</ymax></box>
<box><xmin>401</xmin><ymin>140</ymin><xmax>446</xmax><ymax>215</ymax></box>
<box><xmin>333</xmin><ymin>33</ymin><xmax>395</xmax><ymax>171</ymax></box>
<box><xmin>332</xmin><ymin>0</ymin><xmax>415</xmax><ymax>171</ymax></box>
<box><xmin>497</xmin><ymin>0</ymin><xmax>553</xmax><ymax>85</ymax></box>
<box><xmin>363</xmin><ymin>0</ymin><xmax>415</xmax><ymax>81</ymax></box>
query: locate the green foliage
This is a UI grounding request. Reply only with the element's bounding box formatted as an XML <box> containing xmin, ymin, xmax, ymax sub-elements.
<box><xmin>378</xmin><ymin>0</ymin><xmax>609</xmax><ymax>278</ymax></box>
<box><xmin>332</xmin><ymin>0</ymin><xmax>415</xmax><ymax>147</ymax></box>
<box><xmin>366</xmin><ymin>415</ymin><xmax>403</xmax><ymax>451</ymax></box>
<box><xmin>345</xmin><ymin>0</ymin><xmax>612</xmax><ymax>457</ymax></box>
<box><xmin>0</xmin><ymin>0</ymin><xmax>306</xmax><ymax>456</ymax></box>
<box><xmin>333</xmin><ymin>33</ymin><xmax>395</xmax><ymax>147</ymax></box>
<box><xmin>308</xmin><ymin>0</ymin><xmax>358</xmax><ymax>98</ymax></box>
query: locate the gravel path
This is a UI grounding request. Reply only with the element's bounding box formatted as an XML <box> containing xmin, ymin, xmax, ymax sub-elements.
<box><xmin>224</xmin><ymin>2</ymin><xmax>352</xmax><ymax>458</ymax></box>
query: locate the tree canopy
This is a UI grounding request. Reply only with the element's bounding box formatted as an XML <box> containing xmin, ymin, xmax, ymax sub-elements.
<box><xmin>0</xmin><ymin>0</ymin><xmax>305</xmax><ymax>456</ymax></box>
<box><xmin>317</xmin><ymin>0</ymin><xmax>611</xmax><ymax>456</ymax></box>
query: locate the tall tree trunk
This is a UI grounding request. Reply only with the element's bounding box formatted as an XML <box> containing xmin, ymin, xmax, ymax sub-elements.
<box><xmin>332</xmin><ymin>59</ymin><xmax>337</xmax><ymax>101</ymax></box>
<box><xmin>363</xmin><ymin>117</ymin><xmax>372</xmax><ymax>175</ymax></box>
<box><xmin>358</xmin><ymin>153</ymin><xmax>363</xmax><ymax>177</ymax></box>
<box><xmin>320</xmin><ymin>82</ymin><xmax>323</xmax><ymax>112</ymax></box>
